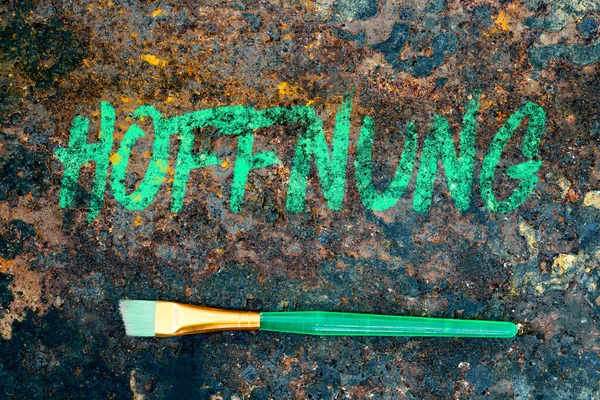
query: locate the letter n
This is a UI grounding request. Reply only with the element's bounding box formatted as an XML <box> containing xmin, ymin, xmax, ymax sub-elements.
<box><xmin>286</xmin><ymin>93</ymin><xmax>352</xmax><ymax>212</ymax></box>
<box><xmin>413</xmin><ymin>93</ymin><xmax>480</xmax><ymax>212</ymax></box>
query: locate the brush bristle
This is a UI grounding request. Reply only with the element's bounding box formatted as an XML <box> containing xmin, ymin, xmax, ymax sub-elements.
<box><xmin>119</xmin><ymin>300</ymin><xmax>156</xmax><ymax>337</ymax></box>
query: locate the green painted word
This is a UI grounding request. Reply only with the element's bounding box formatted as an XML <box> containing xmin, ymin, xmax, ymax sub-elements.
<box><xmin>55</xmin><ymin>93</ymin><xmax>545</xmax><ymax>221</ymax></box>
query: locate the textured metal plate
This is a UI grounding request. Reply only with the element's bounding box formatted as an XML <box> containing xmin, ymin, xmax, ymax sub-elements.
<box><xmin>1</xmin><ymin>0</ymin><xmax>599</xmax><ymax>398</ymax></box>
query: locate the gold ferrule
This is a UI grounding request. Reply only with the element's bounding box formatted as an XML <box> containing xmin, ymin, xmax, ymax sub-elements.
<box><xmin>155</xmin><ymin>301</ymin><xmax>260</xmax><ymax>337</ymax></box>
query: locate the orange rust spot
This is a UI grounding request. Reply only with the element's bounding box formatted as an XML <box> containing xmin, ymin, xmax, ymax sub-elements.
<box><xmin>109</xmin><ymin>153</ymin><xmax>121</xmax><ymax>165</ymax></box>
<box><xmin>566</xmin><ymin>188</ymin><xmax>580</xmax><ymax>202</ymax></box>
<box><xmin>140</xmin><ymin>54</ymin><xmax>167</xmax><ymax>68</ymax></box>
<box><xmin>0</xmin><ymin>256</ymin><xmax>54</xmax><ymax>339</ymax></box>
<box><xmin>494</xmin><ymin>11</ymin><xmax>511</xmax><ymax>31</ymax></box>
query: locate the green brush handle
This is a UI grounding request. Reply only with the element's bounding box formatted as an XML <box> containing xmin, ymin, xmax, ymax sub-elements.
<box><xmin>260</xmin><ymin>311</ymin><xmax>518</xmax><ymax>338</ymax></box>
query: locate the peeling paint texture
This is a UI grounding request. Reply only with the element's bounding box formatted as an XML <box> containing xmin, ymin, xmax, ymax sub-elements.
<box><xmin>1</xmin><ymin>0</ymin><xmax>600</xmax><ymax>399</ymax></box>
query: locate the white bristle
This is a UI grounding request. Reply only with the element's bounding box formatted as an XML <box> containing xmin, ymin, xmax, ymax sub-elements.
<box><xmin>118</xmin><ymin>300</ymin><xmax>156</xmax><ymax>337</ymax></box>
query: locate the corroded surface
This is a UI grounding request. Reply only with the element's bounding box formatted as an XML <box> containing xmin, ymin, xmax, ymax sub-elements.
<box><xmin>1</xmin><ymin>0</ymin><xmax>600</xmax><ymax>398</ymax></box>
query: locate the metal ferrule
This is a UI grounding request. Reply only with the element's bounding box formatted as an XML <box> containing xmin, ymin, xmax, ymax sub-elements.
<box><xmin>155</xmin><ymin>301</ymin><xmax>260</xmax><ymax>337</ymax></box>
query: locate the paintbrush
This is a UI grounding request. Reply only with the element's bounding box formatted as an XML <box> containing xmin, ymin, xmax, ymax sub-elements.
<box><xmin>119</xmin><ymin>300</ymin><xmax>518</xmax><ymax>338</ymax></box>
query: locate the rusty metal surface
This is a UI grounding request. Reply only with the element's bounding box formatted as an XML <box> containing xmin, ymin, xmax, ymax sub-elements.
<box><xmin>1</xmin><ymin>0</ymin><xmax>600</xmax><ymax>398</ymax></box>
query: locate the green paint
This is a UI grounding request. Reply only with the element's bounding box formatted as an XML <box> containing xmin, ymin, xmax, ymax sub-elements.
<box><xmin>413</xmin><ymin>94</ymin><xmax>480</xmax><ymax>212</ymax></box>
<box><xmin>230</xmin><ymin>133</ymin><xmax>281</xmax><ymax>212</ymax></box>
<box><xmin>170</xmin><ymin>128</ymin><xmax>220</xmax><ymax>212</ymax></box>
<box><xmin>480</xmin><ymin>102</ymin><xmax>546</xmax><ymax>213</ymax></box>
<box><xmin>55</xmin><ymin>102</ymin><xmax>114</xmax><ymax>222</ymax></box>
<box><xmin>110</xmin><ymin>106</ymin><xmax>170</xmax><ymax>211</ymax></box>
<box><xmin>238</xmin><ymin>97</ymin><xmax>353</xmax><ymax>212</ymax></box>
<box><xmin>55</xmin><ymin>92</ymin><xmax>545</xmax><ymax>220</ymax></box>
<box><xmin>166</xmin><ymin>106</ymin><xmax>278</xmax><ymax>213</ymax></box>
<box><xmin>284</xmin><ymin>94</ymin><xmax>353</xmax><ymax>212</ymax></box>
<box><xmin>169</xmin><ymin>111</ymin><xmax>220</xmax><ymax>213</ymax></box>
<box><xmin>355</xmin><ymin>118</ymin><xmax>417</xmax><ymax>210</ymax></box>
<box><xmin>168</xmin><ymin>98</ymin><xmax>352</xmax><ymax>214</ymax></box>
